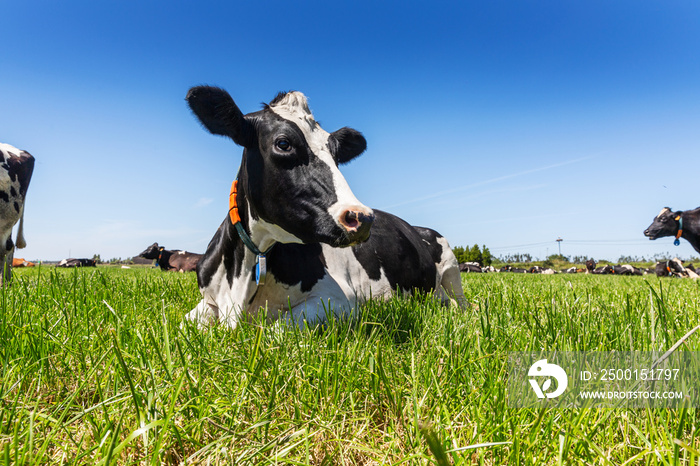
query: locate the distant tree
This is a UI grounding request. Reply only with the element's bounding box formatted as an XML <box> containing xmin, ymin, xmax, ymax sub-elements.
<box><xmin>452</xmin><ymin>246</ymin><xmax>467</xmax><ymax>264</ymax></box>
<box><xmin>481</xmin><ymin>245</ymin><xmax>493</xmax><ymax>266</ymax></box>
<box><xmin>547</xmin><ymin>254</ymin><xmax>570</xmax><ymax>263</ymax></box>
<box><xmin>617</xmin><ymin>255</ymin><xmax>646</xmax><ymax>263</ymax></box>
<box><xmin>499</xmin><ymin>253</ymin><xmax>533</xmax><ymax>264</ymax></box>
<box><xmin>452</xmin><ymin>244</ymin><xmax>492</xmax><ymax>266</ymax></box>
<box><xmin>92</xmin><ymin>254</ymin><xmax>102</xmax><ymax>264</ymax></box>
<box><xmin>467</xmin><ymin>244</ymin><xmax>483</xmax><ymax>264</ymax></box>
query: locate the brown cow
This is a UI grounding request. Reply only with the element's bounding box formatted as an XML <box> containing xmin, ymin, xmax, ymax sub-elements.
<box><xmin>139</xmin><ymin>242</ymin><xmax>201</xmax><ymax>272</ymax></box>
<box><xmin>12</xmin><ymin>257</ymin><xmax>35</xmax><ymax>267</ymax></box>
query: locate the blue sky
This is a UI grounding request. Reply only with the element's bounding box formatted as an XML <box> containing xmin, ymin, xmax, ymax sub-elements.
<box><xmin>2</xmin><ymin>1</ymin><xmax>699</xmax><ymax>262</ymax></box>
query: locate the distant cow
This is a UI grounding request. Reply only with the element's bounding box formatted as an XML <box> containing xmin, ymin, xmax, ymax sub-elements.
<box><xmin>500</xmin><ymin>265</ymin><xmax>527</xmax><ymax>273</ymax></box>
<box><xmin>58</xmin><ymin>258</ymin><xmax>97</xmax><ymax>268</ymax></box>
<box><xmin>459</xmin><ymin>262</ymin><xmax>482</xmax><ymax>273</ymax></box>
<box><xmin>617</xmin><ymin>264</ymin><xmax>644</xmax><ymax>276</ymax></box>
<box><xmin>655</xmin><ymin>258</ymin><xmax>699</xmax><ymax>279</ymax></box>
<box><xmin>644</xmin><ymin>207</ymin><xmax>700</xmax><ymax>254</ymax></box>
<box><xmin>0</xmin><ymin>143</ymin><xmax>34</xmax><ymax>285</ymax></box>
<box><xmin>12</xmin><ymin>257</ymin><xmax>35</xmax><ymax>267</ymax></box>
<box><xmin>139</xmin><ymin>242</ymin><xmax>201</xmax><ymax>272</ymax></box>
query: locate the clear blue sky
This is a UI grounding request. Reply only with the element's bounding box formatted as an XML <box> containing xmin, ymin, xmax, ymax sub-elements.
<box><xmin>2</xmin><ymin>1</ymin><xmax>699</xmax><ymax>262</ymax></box>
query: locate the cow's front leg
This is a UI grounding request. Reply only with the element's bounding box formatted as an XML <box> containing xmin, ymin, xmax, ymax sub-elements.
<box><xmin>0</xmin><ymin>248</ymin><xmax>12</xmax><ymax>287</ymax></box>
<box><xmin>184</xmin><ymin>299</ymin><xmax>220</xmax><ymax>327</ymax></box>
<box><xmin>284</xmin><ymin>294</ymin><xmax>355</xmax><ymax>329</ymax></box>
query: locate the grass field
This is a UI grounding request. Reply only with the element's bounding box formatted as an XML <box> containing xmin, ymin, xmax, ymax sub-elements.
<box><xmin>1</xmin><ymin>266</ymin><xmax>699</xmax><ymax>465</ymax></box>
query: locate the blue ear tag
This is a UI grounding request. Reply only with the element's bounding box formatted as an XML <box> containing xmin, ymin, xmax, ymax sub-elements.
<box><xmin>255</xmin><ymin>254</ymin><xmax>267</xmax><ymax>285</ymax></box>
<box><xmin>674</xmin><ymin>239</ymin><xmax>681</xmax><ymax>246</ymax></box>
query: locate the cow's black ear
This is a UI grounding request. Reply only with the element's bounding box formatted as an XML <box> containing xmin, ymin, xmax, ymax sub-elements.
<box><xmin>329</xmin><ymin>127</ymin><xmax>367</xmax><ymax>164</ymax></box>
<box><xmin>6</xmin><ymin>151</ymin><xmax>34</xmax><ymax>197</ymax></box>
<box><xmin>186</xmin><ymin>86</ymin><xmax>255</xmax><ymax>147</ymax></box>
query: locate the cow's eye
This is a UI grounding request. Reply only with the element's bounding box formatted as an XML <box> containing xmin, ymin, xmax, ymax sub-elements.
<box><xmin>276</xmin><ymin>139</ymin><xmax>292</xmax><ymax>152</ymax></box>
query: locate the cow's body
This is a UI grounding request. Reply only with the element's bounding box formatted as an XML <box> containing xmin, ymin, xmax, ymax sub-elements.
<box><xmin>644</xmin><ymin>207</ymin><xmax>700</xmax><ymax>253</ymax></box>
<box><xmin>193</xmin><ymin>209</ymin><xmax>462</xmax><ymax>326</ymax></box>
<box><xmin>0</xmin><ymin>143</ymin><xmax>34</xmax><ymax>284</ymax></box>
<box><xmin>183</xmin><ymin>87</ymin><xmax>466</xmax><ymax>328</ymax></box>
<box><xmin>139</xmin><ymin>242</ymin><xmax>201</xmax><ymax>272</ymax></box>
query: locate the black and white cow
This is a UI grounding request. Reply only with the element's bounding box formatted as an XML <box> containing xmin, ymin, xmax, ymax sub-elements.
<box><xmin>183</xmin><ymin>87</ymin><xmax>467</xmax><ymax>328</ymax></box>
<box><xmin>528</xmin><ymin>266</ymin><xmax>555</xmax><ymax>274</ymax></box>
<box><xmin>655</xmin><ymin>258</ymin><xmax>699</xmax><ymax>279</ymax></box>
<box><xmin>502</xmin><ymin>265</ymin><xmax>528</xmax><ymax>273</ymax></box>
<box><xmin>58</xmin><ymin>258</ymin><xmax>97</xmax><ymax>268</ymax></box>
<box><xmin>591</xmin><ymin>265</ymin><xmax>611</xmax><ymax>274</ymax></box>
<box><xmin>0</xmin><ymin>143</ymin><xmax>34</xmax><ymax>285</ymax></box>
<box><xmin>459</xmin><ymin>262</ymin><xmax>482</xmax><ymax>273</ymax></box>
<box><xmin>139</xmin><ymin>242</ymin><xmax>202</xmax><ymax>272</ymax></box>
<box><xmin>644</xmin><ymin>207</ymin><xmax>700</xmax><ymax>254</ymax></box>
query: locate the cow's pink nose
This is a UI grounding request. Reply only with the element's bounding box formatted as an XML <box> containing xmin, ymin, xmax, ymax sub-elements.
<box><xmin>339</xmin><ymin>207</ymin><xmax>374</xmax><ymax>242</ymax></box>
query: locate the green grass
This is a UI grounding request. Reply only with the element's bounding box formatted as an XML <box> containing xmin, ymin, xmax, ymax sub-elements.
<box><xmin>1</xmin><ymin>266</ymin><xmax>699</xmax><ymax>464</ymax></box>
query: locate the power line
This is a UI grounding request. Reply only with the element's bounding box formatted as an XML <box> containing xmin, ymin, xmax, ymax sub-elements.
<box><xmin>490</xmin><ymin>238</ymin><xmax>652</xmax><ymax>251</ymax></box>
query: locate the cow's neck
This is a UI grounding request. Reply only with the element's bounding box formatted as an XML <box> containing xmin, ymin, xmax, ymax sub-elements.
<box><xmin>233</xmin><ymin>181</ymin><xmax>278</xmax><ymax>256</ymax></box>
<box><xmin>158</xmin><ymin>249</ymin><xmax>170</xmax><ymax>267</ymax></box>
<box><xmin>681</xmin><ymin>210</ymin><xmax>700</xmax><ymax>253</ymax></box>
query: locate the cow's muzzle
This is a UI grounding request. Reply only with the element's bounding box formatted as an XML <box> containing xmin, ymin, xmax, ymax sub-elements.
<box><xmin>338</xmin><ymin>207</ymin><xmax>375</xmax><ymax>244</ymax></box>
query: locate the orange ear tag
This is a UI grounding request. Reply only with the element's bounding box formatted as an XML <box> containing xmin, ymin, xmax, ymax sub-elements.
<box><xmin>229</xmin><ymin>180</ymin><xmax>241</xmax><ymax>225</ymax></box>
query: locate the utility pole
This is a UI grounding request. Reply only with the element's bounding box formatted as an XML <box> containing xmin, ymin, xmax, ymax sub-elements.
<box><xmin>556</xmin><ymin>237</ymin><xmax>563</xmax><ymax>256</ymax></box>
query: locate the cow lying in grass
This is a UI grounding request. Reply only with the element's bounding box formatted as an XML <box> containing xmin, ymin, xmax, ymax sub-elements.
<box><xmin>139</xmin><ymin>242</ymin><xmax>201</xmax><ymax>272</ymax></box>
<box><xmin>655</xmin><ymin>258</ymin><xmax>699</xmax><ymax>279</ymax></box>
<box><xmin>184</xmin><ymin>87</ymin><xmax>467</xmax><ymax>329</ymax></box>
<box><xmin>58</xmin><ymin>258</ymin><xmax>96</xmax><ymax>268</ymax></box>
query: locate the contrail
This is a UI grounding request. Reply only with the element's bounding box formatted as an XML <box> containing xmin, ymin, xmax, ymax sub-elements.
<box><xmin>381</xmin><ymin>155</ymin><xmax>594</xmax><ymax>209</ymax></box>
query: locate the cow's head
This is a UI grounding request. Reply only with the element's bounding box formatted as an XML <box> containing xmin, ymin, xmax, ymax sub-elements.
<box><xmin>667</xmin><ymin>257</ymin><xmax>685</xmax><ymax>274</ymax></box>
<box><xmin>139</xmin><ymin>242</ymin><xmax>161</xmax><ymax>259</ymax></box>
<box><xmin>186</xmin><ymin>86</ymin><xmax>374</xmax><ymax>247</ymax></box>
<box><xmin>585</xmin><ymin>259</ymin><xmax>596</xmax><ymax>271</ymax></box>
<box><xmin>644</xmin><ymin>207</ymin><xmax>681</xmax><ymax>240</ymax></box>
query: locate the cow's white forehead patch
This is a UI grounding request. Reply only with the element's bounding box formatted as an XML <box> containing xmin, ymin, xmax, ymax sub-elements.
<box><xmin>0</xmin><ymin>143</ymin><xmax>21</xmax><ymax>158</ymax></box>
<box><xmin>270</xmin><ymin>91</ymin><xmax>323</xmax><ymax>135</ymax></box>
<box><xmin>657</xmin><ymin>207</ymin><xmax>671</xmax><ymax>218</ymax></box>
